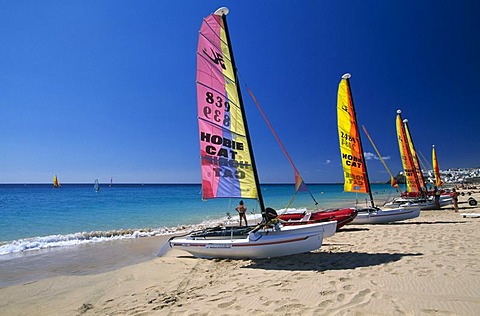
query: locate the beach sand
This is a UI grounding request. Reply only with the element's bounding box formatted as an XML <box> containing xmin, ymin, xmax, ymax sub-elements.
<box><xmin>1</xmin><ymin>190</ymin><xmax>479</xmax><ymax>315</ymax></box>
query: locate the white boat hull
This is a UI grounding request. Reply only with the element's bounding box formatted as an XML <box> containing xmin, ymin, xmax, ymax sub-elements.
<box><xmin>384</xmin><ymin>195</ymin><xmax>452</xmax><ymax>210</ymax></box>
<box><xmin>169</xmin><ymin>221</ymin><xmax>335</xmax><ymax>259</ymax></box>
<box><xmin>350</xmin><ymin>206</ymin><xmax>420</xmax><ymax>224</ymax></box>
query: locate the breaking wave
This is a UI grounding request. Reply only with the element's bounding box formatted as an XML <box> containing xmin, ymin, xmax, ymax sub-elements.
<box><xmin>0</xmin><ymin>212</ymin><xmax>268</xmax><ymax>256</ymax></box>
<box><xmin>0</xmin><ymin>226</ymin><xmax>200</xmax><ymax>256</ymax></box>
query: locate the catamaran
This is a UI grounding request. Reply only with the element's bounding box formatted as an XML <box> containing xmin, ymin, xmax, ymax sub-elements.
<box><xmin>337</xmin><ymin>74</ymin><xmax>420</xmax><ymax>224</ymax></box>
<box><xmin>383</xmin><ymin>111</ymin><xmax>452</xmax><ymax>210</ymax></box>
<box><xmin>167</xmin><ymin>8</ymin><xmax>335</xmax><ymax>259</ymax></box>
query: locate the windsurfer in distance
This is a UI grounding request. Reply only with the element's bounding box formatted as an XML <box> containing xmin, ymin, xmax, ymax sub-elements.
<box><xmin>235</xmin><ymin>200</ymin><xmax>248</xmax><ymax>226</ymax></box>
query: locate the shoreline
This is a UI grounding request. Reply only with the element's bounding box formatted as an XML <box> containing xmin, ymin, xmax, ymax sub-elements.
<box><xmin>1</xmin><ymin>191</ymin><xmax>479</xmax><ymax>315</ymax></box>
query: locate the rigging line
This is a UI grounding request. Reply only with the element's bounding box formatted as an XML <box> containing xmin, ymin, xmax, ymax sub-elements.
<box><xmin>418</xmin><ymin>150</ymin><xmax>433</xmax><ymax>171</ymax></box>
<box><xmin>362</xmin><ymin>125</ymin><xmax>402</xmax><ymax>194</ymax></box>
<box><xmin>242</xmin><ymin>81</ymin><xmax>320</xmax><ymax>206</ymax></box>
<box><xmin>283</xmin><ymin>191</ymin><xmax>298</xmax><ymax>214</ymax></box>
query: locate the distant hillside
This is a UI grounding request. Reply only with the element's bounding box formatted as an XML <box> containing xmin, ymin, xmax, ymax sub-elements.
<box><xmin>387</xmin><ymin>172</ymin><xmax>406</xmax><ymax>184</ymax></box>
<box><xmin>388</xmin><ymin>168</ymin><xmax>480</xmax><ymax>185</ymax></box>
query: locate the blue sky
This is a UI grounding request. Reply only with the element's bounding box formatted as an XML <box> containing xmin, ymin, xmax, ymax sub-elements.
<box><xmin>1</xmin><ymin>1</ymin><xmax>479</xmax><ymax>184</ymax></box>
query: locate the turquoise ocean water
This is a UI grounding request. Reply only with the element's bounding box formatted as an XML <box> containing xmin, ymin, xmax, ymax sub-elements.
<box><xmin>0</xmin><ymin>183</ymin><xmax>400</xmax><ymax>255</ymax></box>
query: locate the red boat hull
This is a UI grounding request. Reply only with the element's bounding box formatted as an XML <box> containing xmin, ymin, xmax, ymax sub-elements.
<box><xmin>279</xmin><ymin>208</ymin><xmax>358</xmax><ymax>230</ymax></box>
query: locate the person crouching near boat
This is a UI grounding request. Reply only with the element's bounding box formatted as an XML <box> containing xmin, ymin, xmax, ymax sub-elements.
<box><xmin>235</xmin><ymin>200</ymin><xmax>248</xmax><ymax>226</ymax></box>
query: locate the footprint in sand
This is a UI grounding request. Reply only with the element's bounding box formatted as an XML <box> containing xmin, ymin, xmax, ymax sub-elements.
<box><xmin>78</xmin><ymin>303</ymin><xmax>94</xmax><ymax>314</ymax></box>
<box><xmin>218</xmin><ymin>298</ymin><xmax>236</xmax><ymax>309</ymax></box>
<box><xmin>343</xmin><ymin>284</ymin><xmax>353</xmax><ymax>291</ymax></box>
<box><xmin>337</xmin><ymin>293</ymin><xmax>345</xmax><ymax>302</ymax></box>
<box><xmin>317</xmin><ymin>299</ymin><xmax>333</xmax><ymax>308</ymax></box>
<box><xmin>274</xmin><ymin>303</ymin><xmax>305</xmax><ymax>313</ymax></box>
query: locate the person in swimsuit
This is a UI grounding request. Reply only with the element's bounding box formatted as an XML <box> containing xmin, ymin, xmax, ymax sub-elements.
<box><xmin>452</xmin><ymin>188</ymin><xmax>460</xmax><ymax>212</ymax></box>
<box><xmin>235</xmin><ymin>200</ymin><xmax>248</xmax><ymax>226</ymax></box>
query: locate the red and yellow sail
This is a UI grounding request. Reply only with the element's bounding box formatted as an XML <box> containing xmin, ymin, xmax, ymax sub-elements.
<box><xmin>196</xmin><ymin>9</ymin><xmax>257</xmax><ymax>200</ymax></box>
<box><xmin>432</xmin><ymin>145</ymin><xmax>443</xmax><ymax>186</ymax></box>
<box><xmin>403</xmin><ymin>119</ymin><xmax>426</xmax><ymax>189</ymax></box>
<box><xmin>396</xmin><ymin>110</ymin><xmax>421</xmax><ymax>193</ymax></box>
<box><xmin>337</xmin><ymin>74</ymin><xmax>369</xmax><ymax>193</ymax></box>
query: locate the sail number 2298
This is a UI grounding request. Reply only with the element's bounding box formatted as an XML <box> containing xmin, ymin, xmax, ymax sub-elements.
<box><xmin>203</xmin><ymin>91</ymin><xmax>230</xmax><ymax>127</ymax></box>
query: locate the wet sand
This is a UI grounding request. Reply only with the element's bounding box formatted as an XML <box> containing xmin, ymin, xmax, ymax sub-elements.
<box><xmin>1</xmin><ymin>191</ymin><xmax>479</xmax><ymax>315</ymax></box>
<box><xmin>0</xmin><ymin>235</ymin><xmax>173</xmax><ymax>287</ymax></box>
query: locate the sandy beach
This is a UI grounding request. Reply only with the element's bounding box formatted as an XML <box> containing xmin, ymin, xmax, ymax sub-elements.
<box><xmin>1</xmin><ymin>190</ymin><xmax>479</xmax><ymax>315</ymax></box>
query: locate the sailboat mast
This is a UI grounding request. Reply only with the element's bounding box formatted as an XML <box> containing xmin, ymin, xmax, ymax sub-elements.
<box><xmin>217</xmin><ymin>9</ymin><xmax>266</xmax><ymax>215</ymax></box>
<box><xmin>343</xmin><ymin>74</ymin><xmax>375</xmax><ymax>207</ymax></box>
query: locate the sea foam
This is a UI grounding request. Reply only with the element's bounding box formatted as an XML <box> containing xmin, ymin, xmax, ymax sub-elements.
<box><xmin>0</xmin><ymin>215</ymin><xmax>240</xmax><ymax>255</ymax></box>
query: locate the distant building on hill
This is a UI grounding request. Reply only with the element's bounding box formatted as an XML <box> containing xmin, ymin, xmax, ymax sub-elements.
<box><xmin>389</xmin><ymin>167</ymin><xmax>480</xmax><ymax>186</ymax></box>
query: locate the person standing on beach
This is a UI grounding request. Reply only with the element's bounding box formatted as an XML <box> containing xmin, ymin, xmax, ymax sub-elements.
<box><xmin>434</xmin><ymin>186</ymin><xmax>440</xmax><ymax>209</ymax></box>
<box><xmin>235</xmin><ymin>200</ymin><xmax>248</xmax><ymax>226</ymax></box>
<box><xmin>452</xmin><ymin>188</ymin><xmax>460</xmax><ymax>212</ymax></box>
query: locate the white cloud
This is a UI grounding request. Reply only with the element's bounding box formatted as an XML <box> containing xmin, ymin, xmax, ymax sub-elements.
<box><xmin>364</xmin><ymin>152</ymin><xmax>376</xmax><ymax>160</ymax></box>
<box><xmin>364</xmin><ymin>152</ymin><xmax>391</xmax><ymax>161</ymax></box>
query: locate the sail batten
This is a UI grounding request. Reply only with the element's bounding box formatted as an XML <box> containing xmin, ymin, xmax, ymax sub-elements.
<box><xmin>196</xmin><ymin>81</ymin><xmax>240</xmax><ymax>113</ymax></box>
<box><xmin>198</xmin><ymin>30</ymin><xmax>232</xmax><ymax>65</ymax></box>
<box><xmin>196</xmin><ymin>56</ymin><xmax>234</xmax><ymax>90</ymax></box>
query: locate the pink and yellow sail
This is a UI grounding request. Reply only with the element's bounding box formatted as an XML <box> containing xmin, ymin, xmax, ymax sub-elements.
<box><xmin>196</xmin><ymin>9</ymin><xmax>257</xmax><ymax>200</ymax></box>
<box><xmin>396</xmin><ymin>110</ymin><xmax>421</xmax><ymax>193</ymax></box>
<box><xmin>337</xmin><ymin>74</ymin><xmax>370</xmax><ymax>194</ymax></box>
<box><xmin>432</xmin><ymin>145</ymin><xmax>443</xmax><ymax>186</ymax></box>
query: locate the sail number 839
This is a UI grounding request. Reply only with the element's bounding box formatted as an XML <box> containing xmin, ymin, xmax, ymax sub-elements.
<box><xmin>203</xmin><ymin>92</ymin><xmax>230</xmax><ymax>127</ymax></box>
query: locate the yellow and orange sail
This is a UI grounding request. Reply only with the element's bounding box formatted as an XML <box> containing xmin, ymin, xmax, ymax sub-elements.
<box><xmin>403</xmin><ymin>119</ymin><xmax>426</xmax><ymax>190</ymax></box>
<box><xmin>337</xmin><ymin>74</ymin><xmax>370</xmax><ymax>193</ymax></box>
<box><xmin>396</xmin><ymin>110</ymin><xmax>421</xmax><ymax>193</ymax></box>
<box><xmin>432</xmin><ymin>145</ymin><xmax>443</xmax><ymax>186</ymax></box>
<box><xmin>53</xmin><ymin>175</ymin><xmax>60</xmax><ymax>188</ymax></box>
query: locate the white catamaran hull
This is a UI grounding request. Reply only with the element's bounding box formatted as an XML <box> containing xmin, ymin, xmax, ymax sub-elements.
<box><xmin>384</xmin><ymin>195</ymin><xmax>452</xmax><ymax>210</ymax></box>
<box><xmin>350</xmin><ymin>206</ymin><xmax>420</xmax><ymax>224</ymax></box>
<box><xmin>170</xmin><ymin>221</ymin><xmax>336</xmax><ymax>259</ymax></box>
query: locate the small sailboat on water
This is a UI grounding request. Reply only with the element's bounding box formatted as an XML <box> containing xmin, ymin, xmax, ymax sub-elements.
<box><xmin>53</xmin><ymin>175</ymin><xmax>61</xmax><ymax>188</ymax></box>
<box><xmin>337</xmin><ymin>74</ymin><xmax>420</xmax><ymax>224</ymax></box>
<box><xmin>94</xmin><ymin>179</ymin><xmax>100</xmax><ymax>192</ymax></box>
<box><xmin>167</xmin><ymin>7</ymin><xmax>335</xmax><ymax>259</ymax></box>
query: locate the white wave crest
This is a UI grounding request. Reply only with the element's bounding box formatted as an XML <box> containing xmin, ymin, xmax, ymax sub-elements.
<box><xmin>0</xmin><ymin>226</ymin><xmax>184</xmax><ymax>255</ymax></box>
<box><xmin>0</xmin><ymin>213</ymin><xmax>268</xmax><ymax>256</ymax></box>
